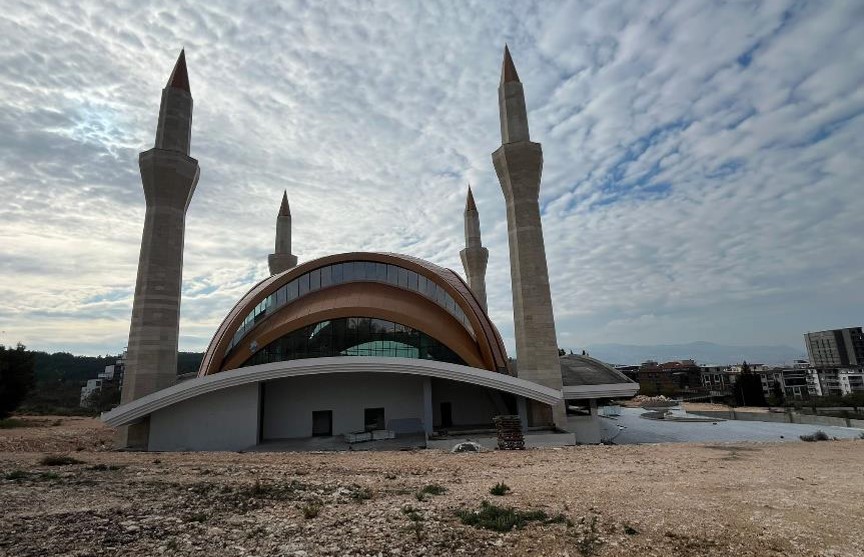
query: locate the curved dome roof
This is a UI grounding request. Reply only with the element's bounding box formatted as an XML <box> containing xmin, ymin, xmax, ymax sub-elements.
<box><xmin>198</xmin><ymin>252</ymin><xmax>510</xmax><ymax>376</ymax></box>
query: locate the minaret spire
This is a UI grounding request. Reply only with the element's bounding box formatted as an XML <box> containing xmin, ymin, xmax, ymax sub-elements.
<box><xmin>166</xmin><ymin>49</ymin><xmax>190</xmax><ymax>92</ymax></box>
<box><xmin>498</xmin><ymin>45</ymin><xmax>530</xmax><ymax>144</ymax></box>
<box><xmin>279</xmin><ymin>190</ymin><xmax>291</xmax><ymax>217</ymax></box>
<box><xmin>119</xmin><ymin>50</ymin><xmax>200</xmax><ymax>448</ymax></box>
<box><xmin>460</xmin><ymin>184</ymin><xmax>488</xmax><ymax>311</ymax></box>
<box><xmin>155</xmin><ymin>49</ymin><xmax>193</xmax><ymax>154</ymax></box>
<box><xmin>491</xmin><ymin>45</ymin><xmax>565</xmax><ymax>429</ymax></box>
<box><xmin>501</xmin><ymin>44</ymin><xmax>520</xmax><ymax>84</ymax></box>
<box><xmin>269</xmin><ymin>190</ymin><xmax>298</xmax><ymax>275</ymax></box>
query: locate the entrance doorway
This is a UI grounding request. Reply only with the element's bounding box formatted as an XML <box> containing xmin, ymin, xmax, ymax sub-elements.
<box><xmin>364</xmin><ymin>407</ymin><xmax>385</xmax><ymax>431</ymax></box>
<box><xmin>312</xmin><ymin>410</ymin><xmax>332</xmax><ymax>437</ymax></box>
<box><xmin>440</xmin><ymin>402</ymin><xmax>453</xmax><ymax>428</ymax></box>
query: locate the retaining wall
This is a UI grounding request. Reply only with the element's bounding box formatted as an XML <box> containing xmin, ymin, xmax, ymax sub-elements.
<box><xmin>689</xmin><ymin>409</ymin><xmax>862</xmax><ymax>428</ymax></box>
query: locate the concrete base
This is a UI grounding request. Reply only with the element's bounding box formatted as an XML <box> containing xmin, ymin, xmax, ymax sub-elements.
<box><xmin>426</xmin><ymin>431</ymin><xmax>576</xmax><ymax>451</ymax></box>
<box><xmin>115</xmin><ymin>419</ymin><xmax>150</xmax><ymax>450</ymax></box>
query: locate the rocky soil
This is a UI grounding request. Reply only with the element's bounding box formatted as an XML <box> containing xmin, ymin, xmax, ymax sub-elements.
<box><xmin>2</xmin><ymin>417</ymin><xmax>863</xmax><ymax>556</ymax></box>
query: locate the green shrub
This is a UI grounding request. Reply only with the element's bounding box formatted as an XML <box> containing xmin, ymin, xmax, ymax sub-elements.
<box><xmin>456</xmin><ymin>501</ymin><xmax>549</xmax><ymax>532</ymax></box>
<box><xmin>489</xmin><ymin>482</ymin><xmax>511</xmax><ymax>496</ymax></box>
<box><xmin>402</xmin><ymin>505</ymin><xmax>424</xmax><ymax>521</ymax></box>
<box><xmin>4</xmin><ymin>470</ymin><xmax>59</xmax><ymax>481</ymax></box>
<box><xmin>0</xmin><ymin>418</ymin><xmax>36</xmax><ymax>429</ymax></box>
<box><xmin>301</xmin><ymin>501</ymin><xmax>322</xmax><ymax>519</ymax></box>
<box><xmin>420</xmin><ymin>483</ymin><xmax>446</xmax><ymax>496</ymax></box>
<box><xmin>39</xmin><ymin>455</ymin><xmax>83</xmax><ymax>466</ymax></box>
<box><xmin>4</xmin><ymin>470</ymin><xmax>29</xmax><ymax>481</ymax></box>
<box><xmin>349</xmin><ymin>486</ymin><xmax>373</xmax><ymax>503</ymax></box>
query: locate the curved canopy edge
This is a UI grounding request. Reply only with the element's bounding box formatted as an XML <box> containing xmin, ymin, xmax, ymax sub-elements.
<box><xmin>103</xmin><ymin>357</ymin><xmax>562</xmax><ymax>427</ymax></box>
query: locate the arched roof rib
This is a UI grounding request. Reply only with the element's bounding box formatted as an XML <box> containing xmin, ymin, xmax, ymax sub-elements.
<box><xmin>198</xmin><ymin>253</ymin><xmax>510</xmax><ymax>377</ymax></box>
<box><xmin>104</xmin><ymin>357</ymin><xmax>562</xmax><ymax>428</ymax></box>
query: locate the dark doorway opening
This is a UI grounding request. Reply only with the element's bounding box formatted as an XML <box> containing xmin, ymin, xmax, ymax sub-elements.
<box><xmin>440</xmin><ymin>402</ymin><xmax>453</xmax><ymax>428</ymax></box>
<box><xmin>312</xmin><ymin>410</ymin><xmax>332</xmax><ymax>437</ymax></box>
<box><xmin>364</xmin><ymin>407</ymin><xmax>385</xmax><ymax>431</ymax></box>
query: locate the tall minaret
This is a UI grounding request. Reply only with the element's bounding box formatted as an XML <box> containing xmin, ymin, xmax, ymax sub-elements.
<box><xmin>268</xmin><ymin>190</ymin><xmax>298</xmax><ymax>274</ymax></box>
<box><xmin>459</xmin><ymin>185</ymin><xmax>489</xmax><ymax>311</ymax></box>
<box><xmin>118</xmin><ymin>50</ymin><xmax>200</xmax><ymax>448</ymax></box>
<box><xmin>491</xmin><ymin>46</ymin><xmax>566</xmax><ymax>428</ymax></box>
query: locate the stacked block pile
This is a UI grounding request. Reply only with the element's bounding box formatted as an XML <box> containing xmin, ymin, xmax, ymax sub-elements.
<box><xmin>493</xmin><ymin>415</ymin><xmax>524</xmax><ymax>450</ymax></box>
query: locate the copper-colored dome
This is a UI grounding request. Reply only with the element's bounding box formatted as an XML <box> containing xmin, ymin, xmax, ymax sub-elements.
<box><xmin>198</xmin><ymin>252</ymin><xmax>509</xmax><ymax>377</ymax></box>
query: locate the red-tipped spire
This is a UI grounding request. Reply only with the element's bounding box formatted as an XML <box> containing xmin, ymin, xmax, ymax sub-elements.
<box><xmin>166</xmin><ymin>49</ymin><xmax>190</xmax><ymax>92</ymax></box>
<box><xmin>465</xmin><ymin>185</ymin><xmax>477</xmax><ymax>212</ymax></box>
<box><xmin>279</xmin><ymin>190</ymin><xmax>291</xmax><ymax>217</ymax></box>
<box><xmin>501</xmin><ymin>44</ymin><xmax>520</xmax><ymax>85</ymax></box>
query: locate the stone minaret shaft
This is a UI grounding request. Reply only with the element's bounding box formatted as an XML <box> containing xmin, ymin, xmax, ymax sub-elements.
<box><xmin>268</xmin><ymin>191</ymin><xmax>298</xmax><ymax>275</ymax></box>
<box><xmin>491</xmin><ymin>46</ymin><xmax>565</xmax><ymax>428</ymax></box>
<box><xmin>119</xmin><ymin>50</ymin><xmax>200</xmax><ymax>447</ymax></box>
<box><xmin>459</xmin><ymin>186</ymin><xmax>489</xmax><ymax>311</ymax></box>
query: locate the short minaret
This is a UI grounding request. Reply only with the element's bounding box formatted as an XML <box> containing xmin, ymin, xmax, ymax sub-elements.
<box><xmin>491</xmin><ymin>46</ymin><xmax>566</xmax><ymax>428</ymax></box>
<box><xmin>268</xmin><ymin>191</ymin><xmax>298</xmax><ymax>274</ymax></box>
<box><xmin>118</xmin><ymin>50</ymin><xmax>200</xmax><ymax>448</ymax></box>
<box><xmin>459</xmin><ymin>185</ymin><xmax>489</xmax><ymax>311</ymax></box>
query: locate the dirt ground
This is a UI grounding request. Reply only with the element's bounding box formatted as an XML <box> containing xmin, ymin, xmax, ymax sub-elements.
<box><xmin>2</xmin><ymin>416</ymin><xmax>863</xmax><ymax>557</ymax></box>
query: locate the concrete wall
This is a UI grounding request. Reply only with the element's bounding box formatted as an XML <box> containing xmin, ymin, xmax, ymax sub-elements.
<box><xmin>262</xmin><ymin>373</ymin><xmax>425</xmax><ymax>439</ymax></box>
<box><xmin>567</xmin><ymin>415</ymin><xmax>602</xmax><ymax>444</ymax></box>
<box><xmin>431</xmin><ymin>378</ymin><xmax>507</xmax><ymax>427</ymax></box>
<box><xmin>691</xmin><ymin>410</ymin><xmax>861</xmax><ymax>428</ymax></box>
<box><xmin>148</xmin><ymin>383</ymin><xmax>259</xmax><ymax>451</ymax></box>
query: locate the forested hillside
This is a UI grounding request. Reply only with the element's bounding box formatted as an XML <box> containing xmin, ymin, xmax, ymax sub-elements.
<box><xmin>20</xmin><ymin>351</ymin><xmax>204</xmax><ymax>414</ymax></box>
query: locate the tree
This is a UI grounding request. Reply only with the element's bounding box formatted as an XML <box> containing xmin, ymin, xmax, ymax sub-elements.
<box><xmin>771</xmin><ymin>380</ymin><xmax>785</xmax><ymax>406</ymax></box>
<box><xmin>0</xmin><ymin>343</ymin><xmax>36</xmax><ymax>418</ymax></box>
<box><xmin>84</xmin><ymin>382</ymin><xmax>121</xmax><ymax>413</ymax></box>
<box><xmin>733</xmin><ymin>361</ymin><xmax>767</xmax><ymax>407</ymax></box>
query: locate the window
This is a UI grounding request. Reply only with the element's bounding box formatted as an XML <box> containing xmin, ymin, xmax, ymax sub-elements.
<box><xmin>240</xmin><ymin>316</ymin><xmax>465</xmax><ymax>367</ymax></box>
<box><xmin>320</xmin><ymin>265</ymin><xmax>332</xmax><ymax>288</ymax></box>
<box><xmin>309</xmin><ymin>268</ymin><xmax>321</xmax><ymax>292</ymax></box>
<box><xmin>332</xmin><ymin>263</ymin><xmax>344</xmax><ymax>284</ymax></box>
<box><xmin>286</xmin><ymin>280</ymin><xmax>299</xmax><ymax>302</ymax></box>
<box><xmin>386</xmin><ymin>264</ymin><xmax>398</xmax><ymax>285</ymax></box>
<box><xmin>375</xmin><ymin>262</ymin><xmax>387</xmax><ymax>281</ymax></box>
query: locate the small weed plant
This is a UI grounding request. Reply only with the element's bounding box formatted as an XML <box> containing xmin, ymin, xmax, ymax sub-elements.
<box><xmin>301</xmin><ymin>501</ymin><xmax>323</xmax><ymax>519</ymax></box>
<box><xmin>349</xmin><ymin>486</ymin><xmax>373</xmax><ymax>503</ymax></box>
<box><xmin>39</xmin><ymin>455</ymin><xmax>83</xmax><ymax>466</ymax></box>
<box><xmin>456</xmin><ymin>501</ymin><xmax>551</xmax><ymax>532</ymax></box>
<box><xmin>489</xmin><ymin>482</ymin><xmax>511</xmax><ymax>496</ymax></box>
<box><xmin>420</xmin><ymin>483</ymin><xmax>446</xmax><ymax>496</ymax></box>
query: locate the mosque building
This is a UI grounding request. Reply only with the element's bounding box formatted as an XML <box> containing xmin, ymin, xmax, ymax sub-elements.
<box><xmin>103</xmin><ymin>47</ymin><xmax>637</xmax><ymax>451</ymax></box>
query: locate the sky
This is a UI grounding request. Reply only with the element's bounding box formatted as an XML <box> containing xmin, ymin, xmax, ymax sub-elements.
<box><xmin>1</xmin><ymin>0</ymin><xmax>862</xmax><ymax>357</ymax></box>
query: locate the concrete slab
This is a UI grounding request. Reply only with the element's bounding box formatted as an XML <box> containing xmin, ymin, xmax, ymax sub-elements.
<box><xmin>250</xmin><ymin>434</ymin><xmax>426</xmax><ymax>453</ymax></box>
<box><xmin>600</xmin><ymin>407</ymin><xmax>864</xmax><ymax>444</ymax></box>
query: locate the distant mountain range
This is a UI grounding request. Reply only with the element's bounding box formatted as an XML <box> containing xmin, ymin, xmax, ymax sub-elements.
<box><xmin>583</xmin><ymin>341</ymin><xmax>807</xmax><ymax>367</ymax></box>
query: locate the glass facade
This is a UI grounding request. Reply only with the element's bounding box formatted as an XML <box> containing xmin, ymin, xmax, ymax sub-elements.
<box><xmin>241</xmin><ymin>317</ymin><xmax>466</xmax><ymax>367</ymax></box>
<box><xmin>229</xmin><ymin>261</ymin><xmax>474</xmax><ymax>352</ymax></box>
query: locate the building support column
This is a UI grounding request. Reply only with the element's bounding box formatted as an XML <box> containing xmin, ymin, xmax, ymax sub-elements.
<box><xmin>422</xmin><ymin>377</ymin><xmax>433</xmax><ymax>438</ymax></box>
<box><xmin>517</xmin><ymin>396</ymin><xmax>528</xmax><ymax>433</ymax></box>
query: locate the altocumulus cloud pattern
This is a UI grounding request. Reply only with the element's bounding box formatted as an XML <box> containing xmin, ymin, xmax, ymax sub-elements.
<box><xmin>0</xmin><ymin>1</ymin><xmax>862</xmax><ymax>355</ymax></box>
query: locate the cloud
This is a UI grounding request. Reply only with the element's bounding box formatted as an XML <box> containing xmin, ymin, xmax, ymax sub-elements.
<box><xmin>0</xmin><ymin>0</ymin><xmax>862</xmax><ymax>357</ymax></box>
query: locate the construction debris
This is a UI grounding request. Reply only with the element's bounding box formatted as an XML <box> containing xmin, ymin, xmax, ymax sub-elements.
<box><xmin>493</xmin><ymin>415</ymin><xmax>524</xmax><ymax>450</ymax></box>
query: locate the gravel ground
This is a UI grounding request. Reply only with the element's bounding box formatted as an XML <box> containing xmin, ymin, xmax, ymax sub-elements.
<box><xmin>2</xmin><ymin>417</ymin><xmax>864</xmax><ymax>557</ymax></box>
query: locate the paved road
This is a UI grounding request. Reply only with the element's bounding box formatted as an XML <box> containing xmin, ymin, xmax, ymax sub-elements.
<box><xmin>599</xmin><ymin>407</ymin><xmax>864</xmax><ymax>444</ymax></box>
